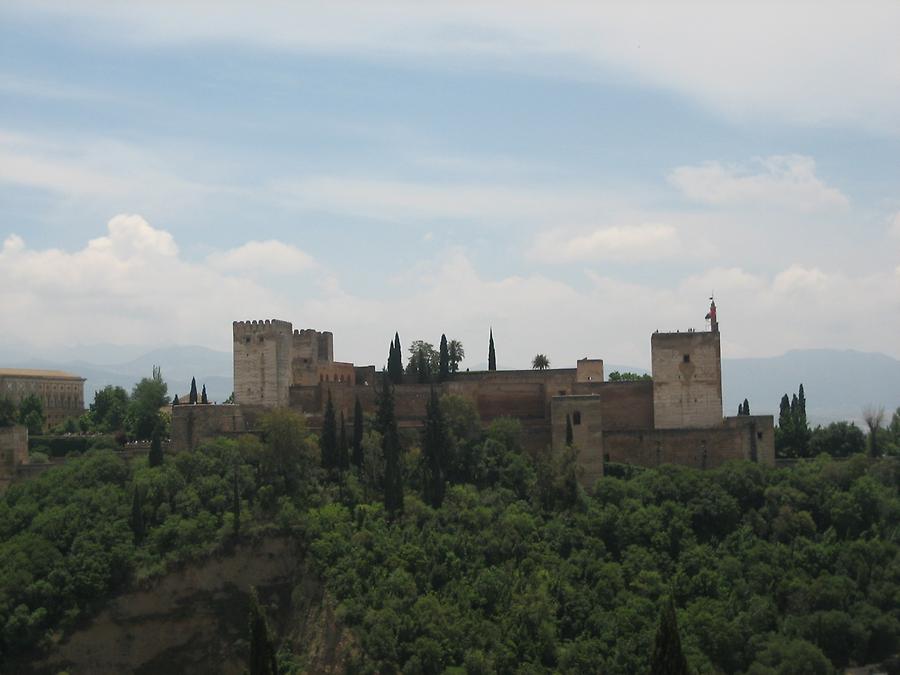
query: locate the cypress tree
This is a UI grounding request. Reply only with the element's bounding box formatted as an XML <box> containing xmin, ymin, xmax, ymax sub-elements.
<box><xmin>130</xmin><ymin>487</ymin><xmax>145</xmax><ymax>544</ymax></box>
<box><xmin>650</xmin><ymin>597</ymin><xmax>690</xmax><ymax>675</ymax></box>
<box><xmin>422</xmin><ymin>387</ymin><xmax>448</xmax><ymax>508</ymax></box>
<box><xmin>232</xmin><ymin>464</ymin><xmax>241</xmax><ymax>537</ymax></box>
<box><xmin>189</xmin><ymin>377</ymin><xmax>198</xmax><ymax>404</ymax></box>
<box><xmin>778</xmin><ymin>394</ymin><xmax>792</xmax><ymax>431</ymax></box>
<box><xmin>352</xmin><ymin>396</ymin><xmax>364</xmax><ymax>469</ymax></box>
<box><xmin>743</xmin><ymin>398</ymin><xmax>750</xmax><ymax>415</ymax></box>
<box><xmin>148</xmin><ymin>422</ymin><xmax>163</xmax><ymax>467</ymax></box>
<box><xmin>488</xmin><ymin>329</ymin><xmax>497</xmax><ymax>371</ymax></box>
<box><xmin>378</xmin><ymin>376</ymin><xmax>404</xmax><ymax>516</ymax></box>
<box><xmin>248</xmin><ymin>588</ymin><xmax>278</xmax><ymax>675</ymax></box>
<box><xmin>201</xmin><ymin>384</ymin><xmax>208</xmax><ymax>404</ymax></box>
<box><xmin>339</xmin><ymin>410</ymin><xmax>349</xmax><ymax>471</ymax></box>
<box><xmin>388</xmin><ymin>332</ymin><xmax>404</xmax><ymax>385</ymax></box>
<box><xmin>565</xmin><ymin>413</ymin><xmax>574</xmax><ymax>446</ymax></box>
<box><xmin>417</xmin><ymin>347</ymin><xmax>431</xmax><ymax>384</ymax></box>
<box><xmin>173</xmin><ymin>394</ymin><xmax>180</xmax><ymax>406</ymax></box>
<box><xmin>320</xmin><ymin>391</ymin><xmax>337</xmax><ymax>470</ymax></box>
<box><xmin>439</xmin><ymin>334</ymin><xmax>450</xmax><ymax>382</ymax></box>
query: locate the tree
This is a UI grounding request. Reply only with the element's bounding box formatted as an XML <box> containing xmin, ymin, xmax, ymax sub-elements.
<box><xmin>352</xmin><ymin>396</ymin><xmax>364</xmax><ymax>469</ymax></box>
<box><xmin>173</xmin><ymin>395</ymin><xmax>180</xmax><ymax>406</ymax></box>
<box><xmin>18</xmin><ymin>394</ymin><xmax>44</xmax><ymax>433</ymax></box>
<box><xmin>808</xmin><ymin>422</ymin><xmax>866</xmax><ymax>458</ymax></box>
<box><xmin>650</xmin><ymin>597</ymin><xmax>690</xmax><ymax>675</ymax></box>
<box><xmin>863</xmin><ymin>406</ymin><xmax>885</xmax><ymax>458</ymax></box>
<box><xmin>130</xmin><ymin>487</ymin><xmax>145</xmax><ymax>544</ymax></box>
<box><xmin>232</xmin><ymin>464</ymin><xmax>241</xmax><ymax>537</ymax></box>
<box><xmin>189</xmin><ymin>377</ymin><xmax>198</xmax><ymax>405</ymax></box>
<box><xmin>608</xmin><ymin>371</ymin><xmax>651</xmax><ymax>382</ymax></box>
<box><xmin>406</xmin><ymin>340</ymin><xmax>438</xmax><ymax>383</ymax></box>
<box><xmin>388</xmin><ymin>333</ymin><xmax>404</xmax><ymax>385</ymax></box>
<box><xmin>128</xmin><ymin>366</ymin><xmax>170</xmax><ymax>440</ymax></box>
<box><xmin>532</xmin><ymin>354</ymin><xmax>550</xmax><ymax>370</ymax></box>
<box><xmin>200</xmin><ymin>385</ymin><xmax>208</xmax><ymax>405</ymax></box>
<box><xmin>448</xmin><ymin>339</ymin><xmax>465</xmax><ymax>373</ymax></box>
<box><xmin>339</xmin><ymin>410</ymin><xmax>349</xmax><ymax>472</ymax></box>
<box><xmin>742</xmin><ymin>398</ymin><xmax>750</xmax><ymax>415</ymax></box>
<box><xmin>422</xmin><ymin>387</ymin><xmax>449</xmax><ymax>508</ymax></box>
<box><xmin>565</xmin><ymin>413</ymin><xmax>574</xmax><ymax>446</ymax></box>
<box><xmin>320</xmin><ymin>391</ymin><xmax>338</xmax><ymax>471</ymax></box>
<box><xmin>439</xmin><ymin>334</ymin><xmax>450</xmax><ymax>382</ymax></box>
<box><xmin>90</xmin><ymin>385</ymin><xmax>129</xmax><ymax>430</ymax></box>
<box><xmin>0</xmin><ymin>397</ymin><xmax>16</xmax><ymax>427</ymax></box>
<box><xmin>377</xmin><ymin>376</ymin><xmax>404</xmax><ymax>516</ymax></box>
<box><xmin>148</xmin><ymin>422</ymin><xmax>164</xmax><ymax>467</ymax></box>
<box><xmin>488</xmin><ymin>329</ymin><xmax>497</xmax><ymax>371</ymax></box>
<box><xmin>248</xmin><ymin>588</ymin><xmax>278</xmax><ymax>675</ymax></box>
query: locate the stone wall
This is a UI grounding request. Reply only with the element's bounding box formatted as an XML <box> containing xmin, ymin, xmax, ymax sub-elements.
<box><xmin>550</xmin><ymin>395</ymin><xmax>605</xmax><ymax>485</ymax></box>
<box><xmin>170</xmin><ymin>404</ymin><xmax>247</xmax><ymax>452</ymax></box>
<box><xmin>576</xmin><ymin>359</ymin><xmax>604</xmax><ymax>383</ymax></box>
<box><xmin>0</xmin><ymin>371</ymin><xmax>85</xmax><ymax>429</ymax></box>
<box><xmin>651</xmin><ymin>330</ymin><xmax>722</xmax><ymax>429</ymax></box>
<box><xmin>233</xmin><ymin>320</ymin><xmax>293</xmax><ymax>407</ymax></box>
<box><xmin>571</xmin><ymin>380</ymin><xmax>654</xmax><ymax>430</ymax></box>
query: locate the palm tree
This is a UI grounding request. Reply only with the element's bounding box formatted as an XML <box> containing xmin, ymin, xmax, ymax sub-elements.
<box><xmin>532</xmin><ymin>354</ymin><xmax>550</xmax><ymax>370</ymax></box>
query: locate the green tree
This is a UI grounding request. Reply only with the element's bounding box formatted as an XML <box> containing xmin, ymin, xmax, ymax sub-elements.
<box><xmin>189</xmin><ymin>376</ymin><xmax>198</xmax><ymax>405</ymax></box>
<box><xmin>232</xmin><ymin>464</ymin><xmax>241</xmax><ymax>537</ymax></box>
<box><xmin>148</xmin><ymin>423</ymin><xmax>164</xmax><ymax>467</ymax></box>
<box><xmin>650</xmin><ymin>597</ymin><xmax>690</xmax><ymax>675</ymax></box>
<box><xmin>320</xmin><ymin>391</ymin><xmax>337</xmax><ymax>471</ymax></box>
<box><xmin>339</xmin><ymin>410</ymin><xmax>349</xmax><ymax>472</ymax></box>
<box><xmin>172</xmin><ymin>395</ymin><xmax>180</xmax><ymax>406</ymax></box>
<box><xmin>448</xmin><ymin>339</ymin><xmax>465</xmax><ymax>373</ymax></box>
<box><xmin>0</xmin><ymin>397</ymin><xmax>17</xmax><ymax>427</ymax></box>
<box><xmin>248</xmin><ymin>588</ymin><xmax>278</xmax><ymax>675</ymax></box>
<box><xmin>608</xmin><ymin>371</ymin><xmax>652</xmax><ymax>382</ymax></box>
<box><xmin>130</xmin><ymin>487</ymin><xmax>145</xmax><ymax>544</ymax></box>
<box><xmin>743</xmin><ymin>398</ymin><xmax>750</xmax><ymax>415</ymax></box>
<box><xmin>18</xmin><ymin>394</ymin><xmax>44</xmax><ymax>433</ymax></box>
<box><xmin>488</xmin><ymin>329</ymin><xmax>497</xmax><ymax>371</ymax></box>
<box><xmin>532</xmin><ymin>354</ymin><xmax>550</xmax><ymax>370</ymax></box>
<box><xmin>352</xmin><ymin>396</ymin><xmax>364</xmax><ymax>469</ymax></box>
<box><xmin>808</xmin><ymin>422</ymin><xmax>866</xmax><ymax>457</ymax></box>
<box><xmin>863</xmin><ymin>406</ymin><xmax>885</xmax><ymax>458</ymax></box>
<box><xmin>406</xmin><ymin>340</ymin><xmax>438</xmax><ymax>383</ymax></box>
<box><xmin>377</xmin><ymin>377</ymin><xmax>403</xmax><ymax>516</ymax></box>
<box><xmin>127</xmin><ymin>366</ymin><xmax>169</xmax><ymax>439</ymax></box>
<box><xmin>90</xmin><ymin>385</ymin><xmax>129</xmax><ymax>430</ymax></box>
<box><xmin>388</xmin><ymin>333</ymin><xmax>404</xmax><ymax>385</ymax></box>
<box><xmin>439</xmin><ymin>334</ymin><xmax>450</xmax><ymax>382</ymax></box>
<box><xmin>422</xmin><ymin>388</ymin><xmax>449</xmax><ymax>508</ymax></box>
<box><xmin>200</xmin><ymin>384</ymin><xmax>208</xmax><ymax>405</ymax></box>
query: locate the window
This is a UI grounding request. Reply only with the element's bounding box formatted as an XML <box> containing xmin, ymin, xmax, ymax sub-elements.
<box><xmin>573</xmin><ymin>411</ymin><xmax>582</xmax><ymax>425</ymax></box>
<box><xmin>683</xmin><ymin>354</ymin><xmax>690</xmax><ymax>363</ymax></box>
<box><xmin>757</xmin><ymin>431</ymin><xmax>763</xmax><ymax>440</ymax></box>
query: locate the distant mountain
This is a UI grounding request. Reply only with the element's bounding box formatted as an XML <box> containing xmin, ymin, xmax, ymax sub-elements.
<box><xmin>723</xmin><ymin>349</ymin><xmax>900</xmax><ymax>426</ymax></box>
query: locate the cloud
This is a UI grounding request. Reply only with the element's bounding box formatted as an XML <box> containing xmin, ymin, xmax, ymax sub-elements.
<box><xmin>668</xmin><ymin>155</ymin><xmax>849</xmax><ymax>211</ymax></box>
<box><xmin>890</xmin><ymin>211</ymin><xmax>900</xmax><ymax>238</ymax></box>
<box><xmin>12</xmin><ymin>1</ymin><xmax>900</xmax><ymax>135</ymax></box>
<box><xmin>206</xmin><ymin>240</ymin><xmax>317</xmax><ymax>276</ymax></box>
<box><xmin>528</xmin><ymin>224</ymin><xmax>683</xmax><ymax>263</ymax></box>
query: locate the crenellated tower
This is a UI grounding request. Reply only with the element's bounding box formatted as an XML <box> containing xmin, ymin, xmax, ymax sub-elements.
<box><xmin>232</xmin><ymin>319</ymin><xmax>293</xmax><ymax>407</ymax></box>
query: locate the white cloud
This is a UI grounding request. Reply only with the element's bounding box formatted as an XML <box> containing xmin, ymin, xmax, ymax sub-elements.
<box><xmin>528</xmin><ymin>224</ymin><xmax>682</xmax><ymax>263</ymax></box>
<box><xmin>14</xmin><ymin>1</ymin><xmax>900</xmax><ymax>135</ymax></box>
<box><xmin>206</xmin><ymin>240</ymin><xmax>317</xmax><ymax>276</ymax></box>
<box><xmin>668</xmin><ymin>155</ymin><xmax>849</xmax><ymax>211</ymax></box>
<box><xmin>889</xmin><ymin>212</ymin><xmax>900</xmax><ymax>238</ymax></box>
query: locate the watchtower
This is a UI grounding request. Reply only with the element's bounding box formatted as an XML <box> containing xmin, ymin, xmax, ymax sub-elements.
<box><xmin>233</xmin><ymin>319</ymin><xmax>293</xmax><ymax>407</ymax></box>
<box><xmin>651</xmin><ymin>301</ymin><xmax>723</xmax><ymax>429</ymax></box>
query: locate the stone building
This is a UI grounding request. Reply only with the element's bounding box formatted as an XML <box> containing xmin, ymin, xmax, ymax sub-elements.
<box><xmin>0</xmin><ymin>425</ymin><xmax>29</xmax><ymax>491</ymax></box>
<box><xmin>0</xmin><ymin>368</ymin><xmax>86</xmax><ymax>430</ymax></box>
<box><xmin>172</xmin><ymin>302</ymin><xmax>775</xmax><ymax>485</ymax></box>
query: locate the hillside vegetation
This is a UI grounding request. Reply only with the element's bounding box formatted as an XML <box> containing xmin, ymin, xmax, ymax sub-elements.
<box><xmin>0</xmin><ymin>403</ymin><xmax>898</xmax><ymax>673</ymax></box>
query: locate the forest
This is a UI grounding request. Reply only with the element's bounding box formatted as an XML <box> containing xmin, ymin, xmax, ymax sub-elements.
<box><xmin>0</xmin><ymin>390</ymin><xmax>899</xmax><ymax>673</ymax></box>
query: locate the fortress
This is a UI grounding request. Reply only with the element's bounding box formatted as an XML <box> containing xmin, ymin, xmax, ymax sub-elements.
<box><xmin>172</xmin><ymin>302</ymin><xmax>775</xmax><ymax>483</ymax></box>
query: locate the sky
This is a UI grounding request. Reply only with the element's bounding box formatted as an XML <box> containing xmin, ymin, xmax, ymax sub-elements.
<box><xmin>1</xmin><ymin>1</ymin><xmax>899</xmax><ymax>371</ymax></box>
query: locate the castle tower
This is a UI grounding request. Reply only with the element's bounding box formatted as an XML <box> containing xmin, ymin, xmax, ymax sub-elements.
<box><xmin>651</xmin><ymin>305</ymin><xmax>723</xmax><ymax>429</ymax></box>
<box><xmin>233</xmin><ymin>320</ymin><xmax>293</xmax><ymax>407</ymax></box>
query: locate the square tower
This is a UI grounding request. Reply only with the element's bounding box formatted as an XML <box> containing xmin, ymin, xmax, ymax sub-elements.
<box><xmin>651</xmin><ymin>330</ymin><xmax>723</xmax><ymax>429</ymax></box>
<box><xmin>233</xmin><ymin>320</ymin><xmax>293</xmax><ymax>407</ymax></box>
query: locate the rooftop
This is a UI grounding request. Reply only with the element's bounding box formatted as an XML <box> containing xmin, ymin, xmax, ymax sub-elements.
<box><xmin>0</xmin><ymin>368</ymin><xmax>85</xmax><ymax>380</ymax></box>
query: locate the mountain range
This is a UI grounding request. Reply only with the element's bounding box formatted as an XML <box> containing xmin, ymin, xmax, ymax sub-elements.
<box><xmin>2</xmin><ymin>346</ymin><xmax>897</xmax><ymax>427</ymax></box>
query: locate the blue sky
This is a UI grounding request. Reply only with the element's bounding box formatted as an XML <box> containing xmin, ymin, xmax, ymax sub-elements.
<box><xmin>1</xmin><ymin>1</ymin><xmax>899</xmax><ymax>370</ymax></box>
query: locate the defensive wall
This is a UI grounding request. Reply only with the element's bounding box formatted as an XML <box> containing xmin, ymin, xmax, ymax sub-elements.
<box><xmin>171</xmin><ymin>312</ymin><xmax>776</xmax><ymax>482</ymax></box>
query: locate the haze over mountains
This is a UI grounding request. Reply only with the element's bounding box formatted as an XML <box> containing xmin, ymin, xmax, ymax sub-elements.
<box><xmin>2</xmin><ymin>345</ymin><xmax>897</xmax><ymax>427</ymax></box>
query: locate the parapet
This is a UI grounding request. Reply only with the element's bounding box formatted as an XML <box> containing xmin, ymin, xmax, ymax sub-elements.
<box><xmin>233</xmin><ymin>319</ymin><xmax>294</xmax><ymax>339</ymax></box>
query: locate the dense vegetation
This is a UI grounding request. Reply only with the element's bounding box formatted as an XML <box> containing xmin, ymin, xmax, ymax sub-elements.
<box><xmin>1</xmin><ymin>384</ymin><xmax>899</xmax><ymax>673</ymax></box>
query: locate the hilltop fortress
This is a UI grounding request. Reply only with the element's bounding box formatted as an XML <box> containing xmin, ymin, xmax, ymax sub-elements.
<box><xmin>172</xmin><ymin>303</ymin><xmax>775</xmax><ymax>483</ymax></box>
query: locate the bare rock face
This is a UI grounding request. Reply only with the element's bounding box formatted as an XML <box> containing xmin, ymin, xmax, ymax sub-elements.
<box><xmin>21</xmin><ymin>536</ymin><xmax>347</xmax><ymax>675</ymax></box>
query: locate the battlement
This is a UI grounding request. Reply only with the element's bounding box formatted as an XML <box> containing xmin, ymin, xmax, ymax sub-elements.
<box><xmin>233</xmin><ymin>319</ymin><xmax>293</xmax><ymax>337</ymax></box>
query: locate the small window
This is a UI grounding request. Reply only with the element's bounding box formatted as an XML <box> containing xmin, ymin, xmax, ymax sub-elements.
<box><xmin>757</xmin><ymin>432</ymin><xmax>763</xmax><ymax>440</ymax></box>
<box><xmin>683</xmin><ymin>354</ymin><xmax>690</xmax><ymax>363</ymax></box>
<box><xmin>573</xmin><ymin>411</ymin><xmax>582</xmax><ymax>425</ymax></box>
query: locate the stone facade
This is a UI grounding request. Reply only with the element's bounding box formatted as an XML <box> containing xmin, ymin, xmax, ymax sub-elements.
<box><xmin>171</xmin><ymin>310</ymin><xmax>776</xmax><ymax>483</ymax></box>
<box><xmin>0</xmin><ymin>426</ymin><xmax>29</xmax><ymax>491</ymax></box>
<box><xmin>0</xmin><ymin>368</ymin><xmax>86</xmax><ymax>429</ymax></box>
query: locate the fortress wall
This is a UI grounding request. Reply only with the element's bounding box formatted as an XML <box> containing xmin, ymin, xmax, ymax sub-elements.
<box><xmin>603</xmin><ymin>421</ymin><xmax>772</xmax><ymax>470</ymax></box>
<box><xmin>170</xmin><ymin>404</ymin><xmax>246</xmax><ymax>452</ymax></box>
<box><xmin>576</xmin><ymin>359</ymin><xmax>604</xmax><ymax>383</ymax></box>
<box><xmin>571</xmin><ymin>380</ymin><xmax>654</xmax><ymax>430</ymax></box>
<box><xmin>315</xmin><ymin>362</ymin><xmax>356</xmax><ymax>386</ymax></box>
<box><xmin>652</xmin><ymin>331</ymin><xmax>723</xmax><ymax>429</ymax></box>
<box><xmin>550</xmin><ymin>396</ymin><xmax>605</xmax><ymax>485</ymax></box>
<box><xmin>0</xmin><ymin>426</ymin><xmax>28</xmax><ymax>490</ymax></box>
<box><xmin>723</xmin><ymin>414</ymin><xmax>776</xmax><ymax>465</ymax></box>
